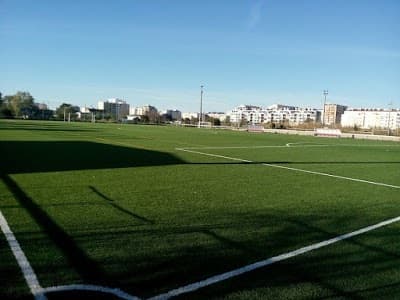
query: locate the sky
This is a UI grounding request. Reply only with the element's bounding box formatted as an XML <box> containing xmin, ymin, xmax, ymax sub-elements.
<box><xmin>1</xmin><ymin>0</ymin><xmax>399</xmax><ymax>112</ymax></box>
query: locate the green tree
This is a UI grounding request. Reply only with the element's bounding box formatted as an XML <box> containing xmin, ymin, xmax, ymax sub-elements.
<box><xmin>3</xmin><ymin>91</ymin><xmax>35</xmax><ymax>117</ymax></box>
<box><xmin>211</xmin><ymin>117</ymin><xmax>221</xmax><ymax>126</ymax></box>
<box><xmin>145</xmin><ymin>110</ymin><xmax>160</xmax><ymax>123</ymax></box>
<box><xmin>55</xmin><ymin>103</ymin><xmax>79</xmax><ymax>120</ymax></box>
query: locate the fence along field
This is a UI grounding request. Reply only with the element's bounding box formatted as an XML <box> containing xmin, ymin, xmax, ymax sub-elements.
<box><xmin>1</xmin><ymin>119</ymin><xmax>400</xmax><ymax>299</ymax></box>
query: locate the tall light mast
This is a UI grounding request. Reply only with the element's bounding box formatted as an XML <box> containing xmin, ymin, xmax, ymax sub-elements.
<box><xmin>198</xmin><ymin>85</ymin><xmax>204</xmax><ymax>128</ymax></box>
<box><xmin>388</xmin><ymin>101</ymin><xmax>393</xmax><ymax>135</ymax></box>
<box><xmin>323</xmin><ymin>90</ymin><xmax>328</xmax><ymax>126</ymax></box>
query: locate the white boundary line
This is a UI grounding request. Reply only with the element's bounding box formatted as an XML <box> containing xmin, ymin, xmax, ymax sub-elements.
<box><xmin>176</xmin><ymin>148</ymin><xmax>400</xmax><ymax>189</ymax></box>
<box><xmin>149</xmin><ymin>215</ymin><xmax>400</xmax><ymax>300</ymax></box>
<box><xmin>178</xmin><ymin>143</ymin><xmax>400</xmax><ymax>150</ymax></box>
<box><xmin>42</xmin><ymin>284</ymin><xmax>140</xmax><ymax>300</ymax></box>
<box><xmin>0</xmin><ymin>209</ymin><xmax>140</xmax><ymax>300</ymax></box>
<box><xmin>2</xmin><ymin>144</ymin><xmax>399</xmax><ymax>299</ymax></box>
<box><xmin>178</xmin><ymin>144</ymin><xmax>327</xmax><ymax>150</ymax></box>
<box><xmin>0</xmin><ymin>210</ymin><xmax>47</xmax><ymax>300</ymax></box>
<box><xmin>3</xmin><ymin>206</ymin><xmax>400</xmax><ymax>300</ymax></box>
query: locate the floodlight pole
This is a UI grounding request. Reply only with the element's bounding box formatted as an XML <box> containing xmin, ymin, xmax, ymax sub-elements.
<box><xmin>116</xmin><ymin>103</ymin><xmax>119</xmax><ymax>122</ymax></box>
<box><xmin>323</xmin><ymin>90</ymin><xmax>328</xmax><ymax>127</ymax></box>
<box><xmin>198</xmin><ymin>85</ymin><xmax>204</xmax><ymax>128</ymax></box>
<box><xmin>388</xmin><ymin>101</ymin><xmax>393</xmax><ymax>135</ymax></box>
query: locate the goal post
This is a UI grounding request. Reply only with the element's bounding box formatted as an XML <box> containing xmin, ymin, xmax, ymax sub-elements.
<box><xmin>247</xmin><ymin>125</ymin><xmax>264</xmax><ymax>133</ymax></box>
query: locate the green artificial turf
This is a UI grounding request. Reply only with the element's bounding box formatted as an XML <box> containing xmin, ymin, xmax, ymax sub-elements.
<box><xmin>0</xmin><ymin>119</ymin><xmax>399</xmax><ymax>299</ymax></box>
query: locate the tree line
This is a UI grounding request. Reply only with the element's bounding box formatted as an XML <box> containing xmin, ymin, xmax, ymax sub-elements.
<box><xmin>0</xmin><ymin>91</ymin><xmax>78</xmax><ymax>120</ymax></box>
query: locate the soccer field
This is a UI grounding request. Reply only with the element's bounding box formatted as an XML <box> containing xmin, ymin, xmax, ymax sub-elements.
<box><xmin>1</xmin><ymin>120</ymin><xmax>400</xmax><ymax>300</ymax></box>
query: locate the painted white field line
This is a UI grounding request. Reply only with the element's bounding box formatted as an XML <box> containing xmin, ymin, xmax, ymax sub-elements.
<box><xmin>149</xmin><ymin>215</ymin><xmax>400</xmax><ymax>300</ymax></box>
<box><xmin>178</xmin><ymin>144</ymin><xmax>329</xmax><ymax>150</ymax></box>
<box><xmin>0</xmin><ymin>210</ymin><xmax>47</xmax><ymax>300</ymax></box>
<box><xmin>286</xmin><ymin>142</ymin><xmax>331</xmax><ymax>147</ymax></box>
<box><xmin>177</xmin><ymin>148</ymin><xmax>400</xmax><ymax>189</ymax></box>
<box><xmin>42</xmin><ymin>284</ymin><xmax>140</xmax><ymax>300</ymax></box>
<box><xmin>179</xmin><ymin>143</ymin><xmax>400</xmax><ymax>150</ymax></box>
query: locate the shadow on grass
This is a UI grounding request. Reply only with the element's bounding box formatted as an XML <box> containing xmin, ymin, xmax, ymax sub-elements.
<box><xmin>89</xmin><ymin>186</ymin><xmax>154</xmax><ymax>224</ymax></box>
<box><xmin>2</xmin><ymin>139</ymin><xmax>400</xmax><ymax>298</ymax></box>
<box><xmin>172</xmin><ymin>213</ymin><xmax>400</xmax><ymax>300</ymax></box>
<box><xmin>0</xmin><ymin>121</ymin><xmax>97</xmax><ymax>132</ymax></box>
<box><xmin>65</xmin><ymin>210</ymin><xmax>399</xmax><ymax>298</ymax></box>
<box><xmin>0</xmin><ymin>174</ymin><xmax>108</xmax><ymax>285</ymax></box>
<box><xmin>0</xmin><ymin>140</ymin><xmax>184</xmax><ymax>174</ymax></box>
<box><xmin>0</xmin><ymin>140</ymin><xmax>181</xmax><ymax>295</ymax></box>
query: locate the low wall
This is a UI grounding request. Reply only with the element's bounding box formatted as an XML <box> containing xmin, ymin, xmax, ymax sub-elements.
<box><xmin>341</xmin><ymin>133</ymin><xmax>400</xmax><ymax>142</ymax></box>
<box><xmin>263</xmin><ymin>128</ymin><xmax>316</xmax><ymax>136</ymax></box>
<box><xmin>263</xmin><ymin>128</ymin><xmax>400</xmax><ymax>142</ymax></box>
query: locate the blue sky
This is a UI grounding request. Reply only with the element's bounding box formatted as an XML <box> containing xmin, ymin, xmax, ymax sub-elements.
<box><xmin>1</xmin><ymin>0</ymin><xmax>399</xmax><ymax>112</ymax></box>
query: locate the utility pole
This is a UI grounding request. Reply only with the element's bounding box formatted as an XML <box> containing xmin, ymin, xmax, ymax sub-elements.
<box><xmin>323</xmin><ymin>90</ymin><xmax>328</xmax><ymax>127</ymax></box>
<box><xmin>116</xmin><ymin>103</ymin><xmax>119</xmax><ymax>122</ymax></box>
<box><xmin>198</xmin><ymin>85</ymin><xmax>204</xmax><ymax>128</ymax></box>
<box><xmin>388</xmin><ymin>101</ymin><xmax>393</xmax><ymax>135</ymax></box>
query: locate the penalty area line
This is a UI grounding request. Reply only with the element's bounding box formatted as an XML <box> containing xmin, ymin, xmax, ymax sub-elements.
<box><xmin>149</xmin><ymin>215</ymin><xmax>400</xmax><ymax>300</ymax></box>
<box><xmin>176</xmin><ymin>148</ymin><xmax>400</xmax><ymax>189</ymax></box>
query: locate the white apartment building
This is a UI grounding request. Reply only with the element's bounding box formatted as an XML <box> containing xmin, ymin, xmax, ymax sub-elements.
<box><xmin>228</xmin><ymin>105</ymin><xmax>267</xmax><ymax>124</ymax></box>
<box><xmin>267</xmin><ymin>104</ymin><xmax>321</xmax><ymax>125</ymax></box>
<box><xmin>207</xmin><ymin>112</ymin><xmax>227</xmax><ymax>122</ymax></box>
<box><xmin>341</xmin><ymin>109</ymin><xmax>400</xmax><ymax>130</ymax></box>
<box><xmin>182</xmin><ymin>112</ymin><xmax>201</xmax><ymax>120</ymax></box>
<box><xmin>227</xmin><ymin>104</ymin><xmax>321</xmax><ymax>125</ymax></box>
<box><xmin>129</xmin><ymin>105</ymin><xmax>158</xmax><ymax>116</ymax></box>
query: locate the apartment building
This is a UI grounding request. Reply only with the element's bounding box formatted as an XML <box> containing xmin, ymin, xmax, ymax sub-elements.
<box><xmin>323</xmin><ymin>104</ymin><xmax>347</xmax><ymax>126</ymax></box>
<box><xmin>227</xmin><ymin>104</ymin><xmax>321</xmax><ymax>125</ymax></box>
<box><xmin>341</xmin><ymin>108</ymin><xmax>400</xmax><ymax>130</ymax></box>
<box><xmin>98</xmin><ymin>98</ymin><xmax>129</xmax><ymax>120</ymax></box>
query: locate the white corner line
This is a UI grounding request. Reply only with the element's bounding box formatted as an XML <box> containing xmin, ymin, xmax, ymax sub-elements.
<box><xmin>0</xmin><ymin>210</ymin><xmax>47</xmax><ymax>300</ymax></box>
<box><xmin>0</xmin><ymin>207</ymin><xmax>140</xmax><ymax>300</ymax></box>
<box><xmin>176</xmin><ymin>148</ymin><xmax>400</xmax><ymax>189</ymax></box>
<box><xmin>148</xmin><ymin>215</ymin><xmax>400</xmax><ymax>300</ymax></box>
<box><xmin>42</xmin><ymin>284</ymin><xmax>140</xmax><ymax>300</ymax></box>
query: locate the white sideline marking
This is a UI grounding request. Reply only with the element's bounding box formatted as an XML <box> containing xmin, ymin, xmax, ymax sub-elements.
<box><xmin>178</xmin><ymin>144</ymin><xmax>328</xmax><ymax>150</ymax></box>
<box><xmin>0</xmin><ymin>210</ymin><xmax>47</xmax><ymax>300</ymax></box>
<box><xmin>42</xmin><ymin>284</ymin><xmax>140</xmax><ymax>300</ymax></box>
<box><xmin>177</xmin><ymin>148</ymin><xmax>400</xmax><ymax>189</ymax></box>
<box><xmin>178</xmin><ymin>143</ymin><xmax>400</xmax><ymax>150</ymax></box>
<box><xmin>149</xmin><ymin>215</ymin><xmax>400</xmax><ymax>300</ymax></box>
<box><xmin>285</xmin><ymin>142</ymin><xmax>329</xmax><ymax>147</ymax></box>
